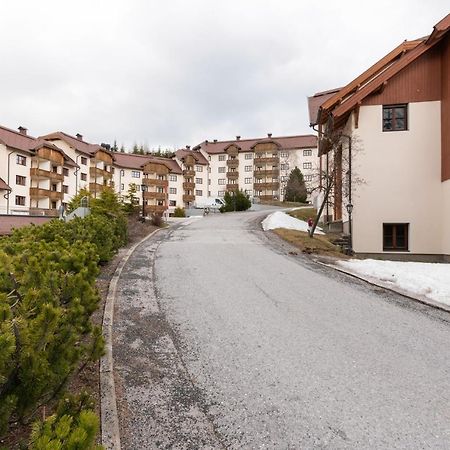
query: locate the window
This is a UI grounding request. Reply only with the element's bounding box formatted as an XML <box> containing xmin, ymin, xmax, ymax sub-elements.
<box><xmin>51</xmin><ymin>184</ymin><xmax>57</xmax><ymax>192</ymax></box>
<box><xmin>131</xmin><ymin>170</ymin><xmax>141</xmax><ymax>178</ymax></box>
<box><xmin>281</xmin><ymin>176</ymin><xmax>287</xmax><ymax>182</ymax></box>
<box><xmin>195</xmin><ymin>165</ymin><xmax>203</xmax><ymax>172</ymax></box>
<box><xmin>383</xmin><ymin>104</ymin><xmax>407</xmax><ymax>131</ymax></box>
<box><xmin>136</xmin><ymin>185</ymin><xmax>140</xmax><ymax>191</ymax></box>
<box><xmin>80</xmin><ymin>157</ymin><xmax>87</xmax><ymax>165</ymax></box>
<box><xmin>169</xmin><ymin>187</ymin><xmax>177</xmax><ymax>194</ymax></box>
<box><xmin>121</xmin><ymin>183</ymin><xmax>124</xmax><ymax>191</ymax></box>
<box><xmin>303</xmin><ymin>162</ymin><xmax>312</xmax><ymax>169</ymax></box>
<box><xmin>81</xmin><ymin>173</ymin><xmax>87</xmax><ymax>181</ymax></box>
<box><xmin>52</xmin><ymin>166</ymin><xmax>58</xmax><ymax>173</ymax></box>
<box><xmin>281</xmin><ymin>189</ymin><xmax>285</xmax><ymax>195</ymax></box>
<box><xmin>16</xmin><ymin>155</ymin><xmax>26</xmax><ymax>166</ymax></box>
<box><xmin>51</xmin><ymin>201</ymin><xmax>57</xmax><ymax>209</ymax></box>
<box><xmin>169</xmin><ymin>200</ymin><xmax>176</xmax><ymax>206</ymax></box>
<box><xmin>195</xmin><ymin>189</ymin><xmax>203</xmax><ymax>196</ymax></box>
<box><xmin>245</xmin><ymin>178</ymin><xmax>252</xmax><ymax>184</ymax></box>
<box><xmin>195</xmin><ymin>178</ymin><xmax>203</xmax><ymax>184</ymax></box>
<box><xmin>245</xmin><ymin>153</ymin><xmax>253</xmax><ymax>160</ymax></box>
<box><xmin>208</xmin><ymin>179</ymin><xmax>211</xmax><ymax>185</ymax></box>
<box><xmin>120</xmin><ymin>169</ymin><xmax>125</xmax><ymax>176</ymax></box>
<box><xmin>63</xmin><ymin>168</ymin><xmax>69</xmax><ymax>176</ymax></box>
<box><xmin>111</xmin><ymin>167</ymin><xmax>115</xmax><ymax>174</ymax></box>
<box><xmin>303</xmin><ymin>149</ymin><xmax>312</xmax><ymax>156</ymax></box>
<box><xmin>219</xmin><ymin>155</ymin><xmax>226</xmax><ymax>161</ymax></box>
<box><xmin>280</xmin><ymin>151</ymin><xmax>288</xmax><ymax>157</ymax></box>
<box><xmin>218</xmin><ymin>190</ymin><xmax>225</xmax><ymax>196</ymax></box>
<box><xmin>218</xmin><ymin>167</ymin><xmax>226</xmax><ymax>173</ymax></box>
<box><xmin>245</xmin><ymin>189</ymin><xmax>253</xmax><ymax>196</ymax></box>
<box><xmin>383</xmin><ymin>223</ymin><xmax>409</xmax><ymax>251</ymax></box>
<box><xmin>281</xmin><ymin>163</ymin><xmax>289</xmax><ymax>170</ymax></box>
<box><xmin>15</xmin><ymin>195</ymin><xmax>25</xmax><ymax>206</ymax></box>
<box><xmin>245</xmin><ymin>165</ymin><xmax>252</xmax><ymax>172</ymax></box>
<box><xmin>170</xmin><ymin>175</ymin><xmax>177</xmax><ymax>182</ymax></box>
<box><xmin>305</xmin><ymin>175</ymin><xmax>313</xmax><ymax>182</ymax></box>
<box><xmin>218</xmin><ymin>179</ymin><xmax>226</xmax><ymax>185</ymax></box>
<box><xmin>63</xmin><ymin>185</ymin><xmax>69</xmax><ymax>194</ymax></box>
<box><xmin>16</xmin><ymin>175</ymin><xmax>26</xmax><ymax>185</ymax></box>
<box><xmin>157</xmin><ymin>187</ymin><xmax>163</xmax><ymax>193</ymax></box>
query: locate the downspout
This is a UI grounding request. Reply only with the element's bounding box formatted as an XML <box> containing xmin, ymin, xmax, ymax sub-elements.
<box><xmin>75</xmin><ymin>154</ymin><xmax>82</xmax><ymax>195</ymax></box>
<box><xmin>6</xmin><ymin>150</ymin><xmax>15</xmax><ymax>214</ymax></box>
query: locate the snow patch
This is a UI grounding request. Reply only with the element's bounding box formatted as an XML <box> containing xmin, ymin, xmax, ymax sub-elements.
<box><xmin>262</xmin><ymin>211</ymin><xmax>324</xmax><ymax>234</ymax></box>
<box><xmin>337</xmin><ymin>259</ymin><xmax>450</xmax><ymax>306</ymax></box>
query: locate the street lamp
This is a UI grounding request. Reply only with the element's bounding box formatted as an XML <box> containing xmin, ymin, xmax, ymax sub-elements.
<box><xmin>141</xmin><ymin>184</ymin><xmax>147</xmax><ymax>221</ymax></box>
<box><xmin>346</xmin><ymin>202</ymin><xmax>354</xmax><ymax>255</ymax></box>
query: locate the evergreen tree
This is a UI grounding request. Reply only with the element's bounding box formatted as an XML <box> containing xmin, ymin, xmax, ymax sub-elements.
<box><xmin>284</xmin><ymin>167</ymin><xmax>307</xmax><ymax>203</ymax></box>
<box><xmin>221</xmin><ymin>190</ymin><xmax>251</xmax><ymax>212</ymax></box>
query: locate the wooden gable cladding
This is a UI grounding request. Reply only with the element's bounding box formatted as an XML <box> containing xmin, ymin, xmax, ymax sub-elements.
<box><xmin>34</xmin><ymin>147</ymin><xmax>64</xmax><ymax>165</ymax></box>
<box><xmin>94</xmin><ymin>149</ymin><xmax>113</xmax><ymax>164</ymax></box>
<box><xmin>252</xmin><ymin>142</ymin><xmax>279</xmax><ymax>153</ymax></box>
<box><xmin>441</xmin><ymin>35</ymin><xmax>450</xmax><ymax>181</ymax></box>
<box><xmin>143</xmin><ymin>161</ymin><xmax>170</xmax><ymax>175</ymax></box>
<box><xmin>184</xmin><ymin>154</ymin><xmax>196</xmax><ymax>166</ymax></box>
<box><xmin>225</xmin><ymin>144</ymin><xmax>239</xmax><ymax>156</ymax></box>
<box><xmin>362</xmin><ymin>45</ymin><xmax>442</xmax><ymax>106</ymax></box>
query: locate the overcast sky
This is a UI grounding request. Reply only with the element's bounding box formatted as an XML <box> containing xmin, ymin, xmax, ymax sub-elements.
<box><xmin>0</xmin><ymin>1</ymin><xmax>448</xmax><ymax>150</ymax></box>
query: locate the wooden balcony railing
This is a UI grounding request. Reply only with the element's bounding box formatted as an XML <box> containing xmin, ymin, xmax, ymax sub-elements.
<box><xmin>253</xmin><ymin>181</ymin><xmax>280</xmax><ymax>190</ymax></box>
<box><xmin>143</xmin><ymin>178</ymin><xmax>168</xmax><ymax>188</ymax></box>
<box><xmin>226</xmin><ymin>171</ymin><xmax>239</xmax><ymax>179</ymax></box>
<box><xmin>183</xmin><ymin>169</ymin><xmax>195</xmax><ymax>177</ymax></box>
<box><xmin>144</xmin><ymin>205</ymin><xmax>167</xmax><ymax>215</ymax></box>
<box><xmin>144</xmin><ymin>191</ymin><xmax>167</xmax><ymax>201</ymax></box>
<box><xmin>183</xmin><ymin>182</ymin><xmax>195</xmax><ymax>190</ymax></box>
<box><xmin>253</xmin><ymin>169</ymin><xmax>279</xmax><ymax>177</ymax></box>
<box><xmin>253</xmin><ymin>156</ymin><xmax>279</xmax><ymax>165</ymax></box>
<box><xmin>226</xmin><ymin>159</ymin><xmax>239</xmax><ymax>168</ymax></box>
<box><xmin>183</xmin><ymin>194</ymin><xmax>195</xmax><ymax>202</ymax></box>
<box><xmin>30</xmin><ymin>188</ymin><xmax>63</xmax><ymax>201</ymax></box>
<box><xmin>30</xmin><ymin>168</ymin><xmax>64</xmax><ymax>182</ymax></box>
<box><xmin>89</xmin><ymin>166</ymin><xmax>112</xmax><ymax>179</ymax></box>
<box><xmin>226</xmin><ymin>184</ymin><xmax>239</xmax><ymax>191</ymax></box>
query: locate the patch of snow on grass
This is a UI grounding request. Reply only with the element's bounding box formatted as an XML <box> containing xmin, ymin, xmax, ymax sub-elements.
<box><xmin>262</xmin><ymin>211</ymin><xmax>324</xmax><ymax>234</ymax></box>
<box><xmin>338</xmin><ymin>259</ymin><xmax>450</xmax><ymax>306</ymax></box>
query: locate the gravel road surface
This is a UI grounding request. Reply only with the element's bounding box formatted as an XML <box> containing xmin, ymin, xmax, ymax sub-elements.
<box><xmin>114</xmin><ymin>209</ymin><xmax>450</xmax><ymax>449</ymax></box>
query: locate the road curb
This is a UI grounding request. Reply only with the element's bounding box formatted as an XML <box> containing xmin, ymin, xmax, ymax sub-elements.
<box><xmin>100</xmin><ymin>228</ymin><xmax>164</xmax><ymax>450</ymax></box>
<box><xmin>315</xmin><ymin>260</ymin><xmax>450</xmax><ymax>314</ymax></box>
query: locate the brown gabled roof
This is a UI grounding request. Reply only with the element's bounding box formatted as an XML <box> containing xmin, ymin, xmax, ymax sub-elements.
<box><xmin>194</xmin><ymin>134</ymin><xmax>317</xmax><ymax>154</ymax></box>
<box><xmin>317</xmin><ymin>14</ymin><xmax>450</xmax><ymax>128</ymax></box>
<box><xmin>0</xmin><ymin>124</ymin><xmax>36</xmax><ymax>153</ymax></box>
<box><xmin>0</xmin><ymin>178</ymin><xmax>11</xmax><ymax>191</ymax></box>
<box><xmin>151</xmin><ymin>157</ymin><xmax>182</xmax><ymax>174</ymax></box>
<box><xmin>40</xmin><ymin>131</ymin><xmax>110</xmax><ymax>158</ymax></box>
<box><xmin>175</xmin><ymin>148</ymin><xmax>209</xmax><ymax>164</ymax></box>
<box><xmin>308</xmin><ymin>88</ymin><xmax>341</xmax><ymax>125</ymax></box>
<box><xmin>114</xmin><ymin>152</ymin><xmax>152</xmax><ymax>169</ymax></box>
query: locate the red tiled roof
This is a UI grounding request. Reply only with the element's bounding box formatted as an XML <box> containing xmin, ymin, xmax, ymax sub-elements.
<box><xmin>0</xmin><ymin>124</ymin><xmax>36</xmax><ymax>153</ymax></box>
<box><xmin>40</xmin><ymin>131</ymin><xmax>107</xmax><ymax>157</ymax></box>
<box><xmin>194</xmin><ymin>134</ymin><xmax>317</xmax><ymax>154</ymax></box>
<box><xmin>0</xmin><ymin>178</ymin><xmax>11</xmax><ymax>191</ymax></box>
<box><xmin>308</xmin><ymin>88</ymin><xmax>341</xmax><ymax>126</ymax></box>
<box><xmin>175</xmin><ymin>148</ymin><xmax>209</xmax><ymax>164</ymax></box>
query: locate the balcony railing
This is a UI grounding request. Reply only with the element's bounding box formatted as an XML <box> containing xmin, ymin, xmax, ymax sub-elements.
<box><xmin>30</xmin><ymin>188</ymin><xmax>63</xmax><ymax>201</ymax></box>
<box><xmin>226</xmin><ymin>159</ymin><xmax>239</xmax><ymax>168</ymax></box>
<box><xmin>183</xmin><ymin>194</ymin><xmax>195</xmax><ymax>202</ymax></box>
<box><xmin>183</xmin><ymin>169</ymin><xmax>195</xmax><ymax>177</ymax></box>
<box><xmin>182</xmin><ymin>182</ymin><xmax>195</xmax><ymax>190</ymax></box>
<box><xmin>30</xmin><ymin>168</ymin><xmax>64</xmax><ymax>182</ymax></box>
<box><xmin>89</xmin><ymin>166</ymin><xmax>112</xmax><ymax>179</ymax></box>
<box><xmin>144</xmin><ymin>191</ymin><xmax>167</xmax><ymax>201</ymax></box>
<box><xmin>226</xmin><ymin>184</ymin><xmax>239</xmax><ymax>191</ymax></box>
<box><xmin>253</xmin><ymin>156</ymin><xmax>279</xmax><ymax>165</ymax></box>
<box><xmin>29</xmin><ymin>207</ymin><xmax>60</xmax><ymax>217</ymax></box>
<box><xmin>226</xmin><ymin>171</ymin><xmax>239</xmax><ymax>179</ymax></box>
<box><xmin>144</xmin><ymin>205</ymin><xmax>167</xmax><ymax>215</ymax></box>
<box><xmin>143</xmin><ymin>178</ymin><xmax>168</xmax><ymax>188</ymax></box>
<box><xmin>253</xmin><ymin>169</ymin><xmax>279</xmax><ymax>177</ymax></box>
<box><xmin>253</xmin><ymin>181</ymin><xmax>280</xmax><ymax>190</ymax></box>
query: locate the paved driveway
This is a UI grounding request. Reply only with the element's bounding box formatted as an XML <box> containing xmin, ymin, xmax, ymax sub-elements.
<box><xmin>113</xmin><ymin>210</ymin><xmax>450</xmax><ymax>449</ymax></box>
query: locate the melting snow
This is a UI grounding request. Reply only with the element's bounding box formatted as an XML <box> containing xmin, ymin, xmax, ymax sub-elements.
<box><xmin>262</xmin><ymin>211</ymin><xmax>324</xmax><ymax>234</ymax></box>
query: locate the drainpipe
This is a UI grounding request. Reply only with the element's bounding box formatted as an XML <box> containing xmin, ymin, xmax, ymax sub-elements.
<box><xmin>340</xmin><ymin>133</ymin><xmax>353</xmax><ymax>254</ymax></box>
<box><xmin>75</xmin><ymin>154</ymin><xmax>82</xmax><ymax>194</ymax></box>
<box><xmin>6</xmin><ymin>150</ymin><xmax>15</xmax><ymax>214</ymax></box>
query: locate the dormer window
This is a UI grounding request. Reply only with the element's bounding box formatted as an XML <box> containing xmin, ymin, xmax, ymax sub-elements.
<box><xmin>383</xmin><ymin>104</ymin><xmax>407</xmax><ymax>131</ymax></box>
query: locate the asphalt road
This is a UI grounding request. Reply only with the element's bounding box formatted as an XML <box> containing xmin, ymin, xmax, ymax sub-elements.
<box><xmin>114</xmin><ymin>209</ymin><xmax>450</xmax><ymax>449</ymax></box>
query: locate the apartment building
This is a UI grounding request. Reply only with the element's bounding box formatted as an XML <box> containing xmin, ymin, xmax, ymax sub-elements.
<box><xmin>309</xmin><ymin>14</ymin><xmax>450</xmax><ymax>261</ymax></box>
<box><xmin>0</xmin><ymin>125</ymin><xmax>77</xmax><ymax>216</ymax></box>
<box><xmin>193</xmin><ymin>134</ymin><xmax>318</xmax><ymax>201</ymax></box>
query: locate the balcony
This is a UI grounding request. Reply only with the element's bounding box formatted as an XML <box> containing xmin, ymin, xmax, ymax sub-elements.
<box><xmin>183</xmin><ymin>169</ymin><xmax>195</xmax><ymax>177</ymax></box>
<box><xmin>30</xmin><ymin>188</ymin><xmax>63</xmax><ymax>201</ymax></box>
<box><xmin>144</xmin><ymin>191</ymin><xmax>167</xmax><ymax>201</ymax></box>
<box><xmin>89</xmin><ymin>182</ymin><xmax>107</xmax><ymax>194</ymax></box>
<box><xmin>183</xmin><ymin>194</ymin><xmax>195</xmax><ymax>203</ymax></box>
<box><xmin>143</xmin><ymin>178</ymin><xmax>168</xmax><ymax>188</ymax></box>
<box><xmin>145</xmin><ymin>205</ymin><xmax>167</xmax><ymax>215</ymax></box>
<box><xmin>253</xmin><ymin>181</ymin><xmax>279</xmax><ymax>190</ymax></box>
<box><xmin>226</xmin><ymin>184</ymin><xmax>239</xmax><ymax>191</ymax></box>
<box><xmin>29</xmin><ymin>207</ymin><xmax>60</xmax><ymax>217</ymax></box>
<box><xmin>90</xmin><ymin>166</ymin><xmax>112</xmax><ymax>179</ymax></box>
<box><xmin>253</xmin><ymin>156</ymin><xmax>279</xmax><ymax>165</ymax></box>
<box><xmin>183</xmin><ymin>182</ymin><xmax>195</xmax><ymax>190</ymax></box>
<box><xmin>226</xmin><ymin>159</ymin><xmax>239</xmax><ymax>168</ymax></box>
<box><xmin>253</xmin><ymin>169</ymin><xmax>279</xmax><ymax>177</ymax></box>
<box><xmin>226</xmin><ymin>171</ymin><xmax>239</xmax><ymax>179</ymax></box>
<box><xmin>30</xmin><ymin>168</ymin><xmax>64</xmax><ymax>182</ymax></box>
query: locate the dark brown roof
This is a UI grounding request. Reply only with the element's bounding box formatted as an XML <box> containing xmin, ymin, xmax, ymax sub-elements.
<box><xmin>193</xmin><ymin>134</ymin><xmax>317</xmax><ymax>154</ymax></box>
<box><xmin>308</xmin><ymin>88</ymin><xmax>341</xmax><ymax>126</ymax></box>
<box><xmin>40</xmin><ymin>131</ymin><xmax>109</xmax><ymax>158</ymax></box>
<box><xmin>0</xmin><ymin>124</ymin><xmax>36</xmax><ymax>153</ymax></box>
<box><xmin>151</xmin><ymin>157</ymin><xmax>182</xmax><ymax>174</ymax></box>
<box><xmin>175</xmin><ymin>149</ymin><xmax>209</xmax><ymax>164</ymax></box>
<box><xmin>113</xmin><ymin>152</ymin><xmax>182</xmax><ymax>174</ymax></box>
<box><xmin>0</xmin><ymin>178</ymin><xmax>11</xmax><ymax>191</ymax></box>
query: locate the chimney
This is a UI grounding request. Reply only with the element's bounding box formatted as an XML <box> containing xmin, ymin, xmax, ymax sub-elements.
<box><xmin>205</xmin><ymin>140</ymin><xmax>209</xmax><ymax>145</ymax></box>
<box><xmin>186</xmin><ymin>145</ymin><xmax>191</xmax><ymax>150</ymax></box>
<box><xmin>267</xmin><ymin>133</ymin><xmax>272</xmax><ymax>138</ymax></box>
<box><xmin>76</xmin><ymin>133</ymin><xmax>83</xmax><ymax>140</ymax></box>
<box><xmin>213</xmin><ymin>139</ymin><xmax>217</xmax><ymax>143</ymax></box>
<box><xmin>18</xmin><ymin>126</ymin><xmax>28</xmax><ymax>135</ymax></box>
<box><xmin>236</xmin><ymin>135</ymin><xmax>241</xmax><ymax>140</ymax></box>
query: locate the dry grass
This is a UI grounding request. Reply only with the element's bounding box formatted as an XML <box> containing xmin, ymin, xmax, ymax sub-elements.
<box><xmin>259</xmin><ymin>200</ymin><xmax>309</xmax><ymax>208</ymax></box>
<box><xmin>288</xmin><ymin>207</ymin><xmax>317</xmax><ymax>222</ymax></box>
<box><xmin>273</xmin><ymin>228</ymin><xmax>347</xmax><ymax>258</ymax></box>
